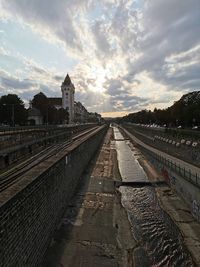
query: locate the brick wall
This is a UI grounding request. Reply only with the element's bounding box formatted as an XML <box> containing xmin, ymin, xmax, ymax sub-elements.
<box><xmin>0</xmin><ymin>126</ymin><xmax>107</xmax><ymax>267</ymax></box>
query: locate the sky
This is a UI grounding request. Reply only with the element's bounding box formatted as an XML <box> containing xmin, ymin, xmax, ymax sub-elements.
<box><xmin>0</xmin><ymin>0</ymin><xmax>200</xmax><ymax>117</ymax></box>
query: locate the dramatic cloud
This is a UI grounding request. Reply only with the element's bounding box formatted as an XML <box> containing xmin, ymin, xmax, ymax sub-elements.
<box><xmin>0</xmin><ymin>0</ymin><xmax>200</xmax><ymax>116</ymax></box>
<box><xmin>127</xmin><ymin>0</ymin><xmax>200</xmax><ymax>90</ymax></box>
<box><xmin>1</xmin><ymin>0</ymin><xmax>88</xmax><ymax>51</ymax></box>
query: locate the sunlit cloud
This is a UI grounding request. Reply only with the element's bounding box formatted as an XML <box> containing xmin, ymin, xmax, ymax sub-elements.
<box><xmin>0</xmin><ymin>0</ymin><xmax>200</xmax><ymax>116</ymax></box>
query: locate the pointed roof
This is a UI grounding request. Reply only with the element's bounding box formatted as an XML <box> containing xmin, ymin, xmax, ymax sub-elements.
<box><xmin>63</xmin><ymin>73</ymin><xmax>71</xmax><ymax>85</ymax></box>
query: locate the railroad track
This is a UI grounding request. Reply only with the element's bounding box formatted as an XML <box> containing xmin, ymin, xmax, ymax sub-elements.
<box><xmin>0</xmin><ymin>126</ymin><xmax>99</xmax><ymax>192</ymax></box>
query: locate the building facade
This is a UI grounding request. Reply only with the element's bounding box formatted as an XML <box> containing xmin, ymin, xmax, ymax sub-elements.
<box><xmin>74</xmin><ymin>101</ymin><xmax>89</xmax><ymax>123</ymax></box>
<box><xmin>28</xmin><ymin>107</ymin><xmax>43</xmax><ymax>125</ymax></box>
<box><xmin>61</xmin><ymin>74</ymin><xmax>75</xmax><ymax>123</ymax></box>
<box><xmin>48</xmin><ymin>98</ymin><xmax>62</xmax><ymax>110</ymax></box>
<box><xmin>29</xmin><ymin>74</ymin><xmax>101</xmax><ymax>125</ymax></box>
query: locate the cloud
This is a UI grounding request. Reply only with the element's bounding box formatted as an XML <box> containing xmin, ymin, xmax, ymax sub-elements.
<box><xmin>1</xmin><ymin>0</ymin><xmax>86</xmax><ymax>52</ymax></box>
<box><xmin>0</xmin><ymin>70</ymin><xmax>35</xmax><ymax>89</ymax></box>
<box><xmin>54</xmin><ymin>75</ymin><xmax>64</xmax><ymax>82</ymax></box>
<box><xmin>92</xmin><ymin>20</ymin><xmax>111</xmax><ymax>56</ymax></box>
<box><xmin>127</xmin><ymin>0</ymin><xmax>200</xmax><ymax>91</ymax></box>
<box><xmin>103</xmin><ymin>75</ymin><xmax>150</xmax><ymax>112</ymax></box>
<box><xmin>0</xmin><ymin>61</ymin><xmax>65</xmax><ymax>105</ymax></box>
<box><xmin>0</xmin><ymin>46</ymin><xmax>10</xmax><ymax>56</ymax></box>
<box><xmin>0</xmin><ymin>0</ymin><xmax>200</xmax><ymax>116</ymax></box>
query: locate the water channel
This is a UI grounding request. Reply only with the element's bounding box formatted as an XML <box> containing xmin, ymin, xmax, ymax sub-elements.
<box><xmin>113</xmin><ymin>127</ymin><xmax>194</xmax><ymax>266</ymax></box>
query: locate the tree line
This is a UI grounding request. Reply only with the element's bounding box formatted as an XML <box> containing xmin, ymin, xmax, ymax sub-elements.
<box><xmin>122</xmin><ymin>91</ymin><xmax>200</xmax><ymax>128</ymax></box>
<box><xmin>0</xmin><ymin>93</ymin><xmax>69</xmax><ymax>126</ymax></box>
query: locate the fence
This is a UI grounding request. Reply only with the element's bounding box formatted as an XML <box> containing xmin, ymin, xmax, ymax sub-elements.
<box><xmin>122</xmin><ymin>124</ymin><xmax>200</xmax><ymax>189</ymax></box>
<box><xmin>150</xmin><ymin>151</ymin><xmax>200</xmax><ymax>188</ymax></box>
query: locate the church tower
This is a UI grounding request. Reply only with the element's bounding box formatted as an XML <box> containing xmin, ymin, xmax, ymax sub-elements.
<box><xmin>61</xmin><ymin>74</ymin><xmax>75</xmax><ymax>123</ymax></box>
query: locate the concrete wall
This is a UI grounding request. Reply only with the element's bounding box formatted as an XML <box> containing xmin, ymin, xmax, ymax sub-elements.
<box><xmin>0</xmin><ymin>125</ymin><xmax>107</xmax><ymax>267</ymax></box>
<box><xmin>123</xmin><ymin>123</ymin><xmax>200</xmax><ymax>166</ymax></box>
<box><xmin>0</xmin><ymin>124</ymin><xmax>97</xmax><ymax>170</ymax></box>
<box><xmin>0</xmin><ymin>131</ymin><xmax>71</xmax><ymax>169</ymax></box>
<box><xmin>144</xmin><ymin>151</ymin><xmax>200</xmax><ymax>223</ymax></box>
<box><xmin>121</xmin><ymin>125</ymin><xmax>200</xmax><ymax>223</ymax></box>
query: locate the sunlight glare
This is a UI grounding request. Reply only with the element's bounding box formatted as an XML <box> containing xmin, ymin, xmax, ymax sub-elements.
<box><xmin>88</xmin><ymin>65</ymin><xmax>107</xmax><ymax>93</ymax></box>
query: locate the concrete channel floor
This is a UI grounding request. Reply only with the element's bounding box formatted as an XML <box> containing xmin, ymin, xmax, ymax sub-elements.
<box><xmin>42</xmin><ymin>127</ymin><xmax>200</xmax><ymax>267</ymax></box>
<box><xmin>42</xmin><ymin>128</ymin><xmax>135</xmax><ymax>267</ymax></box>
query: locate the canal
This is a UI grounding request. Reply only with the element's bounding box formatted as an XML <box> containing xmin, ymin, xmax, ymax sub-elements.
<box><xmin>114</xmin><ymin>126</ymin><xmax>194</xmax><ymax>266</ymax></box>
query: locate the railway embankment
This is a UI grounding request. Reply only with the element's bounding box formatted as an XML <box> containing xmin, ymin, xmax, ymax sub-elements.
<box><xmin>42</xmin><ymin>127</ymin><xmax>136</xmax><ymax>267</ymax></box>
<box><xmin>0</xmin><ymin>125</ymin><xmax>107</xmax><ymax>267</ymax></box>
<box><xmin>0</xmin><ymin>124</ymin><xmax>96</xmax><ymax>170</ymax></box>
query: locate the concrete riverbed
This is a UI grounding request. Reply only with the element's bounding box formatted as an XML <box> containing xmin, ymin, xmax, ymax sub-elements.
<box><xmin>114</xmin><ymin>127</ymin><xmax>195</xmax><ymax>266</ymax></box>
<box><xmin>42</xmin><ymin>126</ymin><xmax>200</xmax><ymax>266</ymax></box>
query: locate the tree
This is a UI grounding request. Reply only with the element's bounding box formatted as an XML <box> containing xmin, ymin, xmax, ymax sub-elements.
<box><xmin>0</xmin><ymin>94</ymin><xmax>27</xmax><ymax>126</ymax></box>
<box><xmin>57</xmin><ymin>108</ymin><xmax>69</xmax><ymax>124</ymax></box>
<box><xmin>31</xmin><ymin>92</ymin><xmax>49</xmax><ymax>123</ymax></box>
<box><xmin>31</xmin><ymin>92</ymin><xmax>69</xmax><ymax>124</ymax></box>
<box><xmin>122</xmin><ymin>91</ymin><xmax>200</xmax><ymax>128</ymax></box>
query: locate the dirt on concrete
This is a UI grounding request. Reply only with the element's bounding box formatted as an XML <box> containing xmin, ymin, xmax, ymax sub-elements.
<box><xmin>42</xmin><ymin>127</ymin><xmax>136</xmax><ymax>267</ymax></box>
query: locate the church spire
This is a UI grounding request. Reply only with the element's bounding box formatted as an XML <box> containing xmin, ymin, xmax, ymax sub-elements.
<box><xmin>61</xmin><ymin>73</ymin><xmax>75</xmax><ymax>123</ymax></box>
<box><xmin>63</xmin><ymin>73</ymin><xmax>71</xmax><ymax>85</ymax></box>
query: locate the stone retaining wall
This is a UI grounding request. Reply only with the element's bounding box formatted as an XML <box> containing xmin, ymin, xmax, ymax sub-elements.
<box><xmin>142</xmin><ymin>150</ymin><xmax>200</xmax><ymax>223</ymax></box>
<box><xmin>0</xmin><ymin>124</ymin><xmax>97</xmax><ymax>170</ymax></box>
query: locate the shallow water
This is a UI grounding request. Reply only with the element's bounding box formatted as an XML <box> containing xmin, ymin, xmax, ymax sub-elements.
<box><xmin>115</xmin><ymin>130</ymin><xmax>146</xmax><ymax>182</ymax></box>
<box><xmin>113</xmin><ymin>127</ymin><xmax>194</xmax><ymax>266</ymax></box>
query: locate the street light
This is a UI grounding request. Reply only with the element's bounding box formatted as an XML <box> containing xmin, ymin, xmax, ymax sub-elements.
<box><xmin>2</xmin><ymin>103</ymin><xmax>15</xmax><ymax>127</ymax></box>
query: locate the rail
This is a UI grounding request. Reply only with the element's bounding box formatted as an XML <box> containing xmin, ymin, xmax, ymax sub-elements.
<box><xmin>0</xmin><ymin>123</ymin><xmax>97</xmax><ymax>135</ymax></box>
<box><xmin>0</xmin><ymin>123</ymin><xmax>97</xmax><ymax>152</ymax></box>
<box><xmin>0</xmin><ymin>126</ymin><xmax>100</xmax><ymax>192</ymax></box>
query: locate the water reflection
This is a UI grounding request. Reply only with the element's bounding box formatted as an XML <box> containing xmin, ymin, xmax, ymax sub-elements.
<box><xmin>113</xmin><ymin>127</ymin><xmax>194</xmax><ymax>266</ymax></box>
<box><xmin>114</xmin><ymin>127</ymin><xmax>146</xmax><ymax>182</ymax></box>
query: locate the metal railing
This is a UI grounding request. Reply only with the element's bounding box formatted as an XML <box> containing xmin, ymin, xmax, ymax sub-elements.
<box><xmin>122</xmin><ymin>125</ymin><xmax>200</xmax><ymax>188</ymax></box>
<box><xmin>0</xmin><ymin>123</ymin><xmax>97</xmax><ymax>133</ymax></box>
<box><xmin>153</xmin><ymin>152</ymin><xmax>200</xmax><ymax>188</ymax></box>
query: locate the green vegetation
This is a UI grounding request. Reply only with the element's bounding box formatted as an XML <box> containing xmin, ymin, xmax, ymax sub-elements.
<box><xmin>31</xmin><ymin>92</ymin><xmax>69</xmax><ymax>124</ymax></box>
<box><xmin>0</xmin><ymin>92</ymin><xmax>69</xmax><ymax>126</ymax></box>
<box><xmin>123</xmin><ymin>91</ymin><xmax>200</xmax><ymax>128</ymax></box>
<box><xmin>0</xmin><ymin>94</ymin><xmax>27</xmax><ymax>126</ymax></box>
